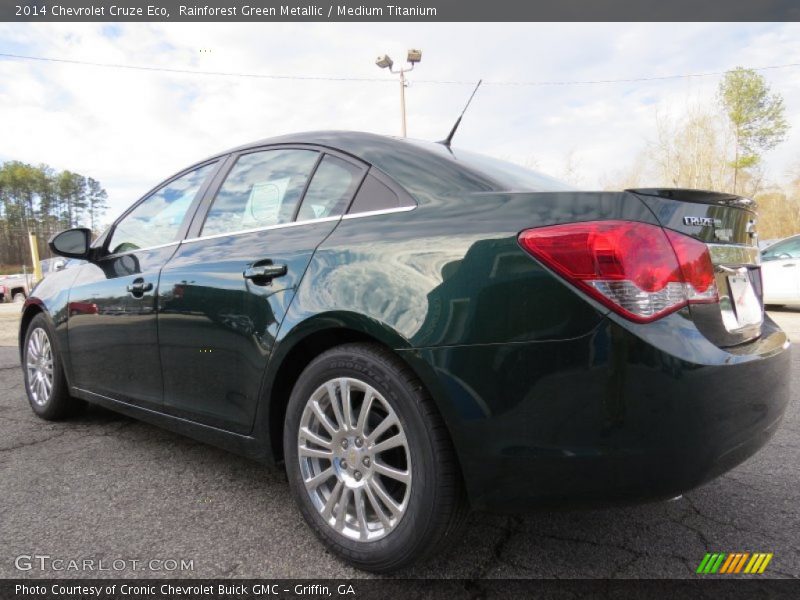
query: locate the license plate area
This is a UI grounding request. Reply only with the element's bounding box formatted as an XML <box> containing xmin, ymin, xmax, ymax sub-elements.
<box><xmin>721</xmin><ymin>270</ymin><xmax>763</xmax><ymax>331</ymax></box>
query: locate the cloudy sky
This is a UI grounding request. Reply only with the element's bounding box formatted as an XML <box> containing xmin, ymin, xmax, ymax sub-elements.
<box><xmin>1</xmin><ymin>22</ymin><xmax>799</xmax><ymax>223</ymax></box>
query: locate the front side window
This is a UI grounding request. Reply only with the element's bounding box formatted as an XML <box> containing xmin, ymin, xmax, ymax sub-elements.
<box><xmin>108</xmin><ymin>163</ymin><xmax>215</xmax><ymax>254</ymax></box>
<box><xmin>201</xmin><ymin>149</ymin><xmax>319</xmax><ymax>236</ymax></box>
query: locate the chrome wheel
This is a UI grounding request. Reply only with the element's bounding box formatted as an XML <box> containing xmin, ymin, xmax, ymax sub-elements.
<box><xmin>26</xmin><ymin>328</ymin><xmax>54</xmax><ymax>406</ymax></box>
<box><xmin>298</xmin><ymin>377</ymin><xmax>412</xmax><ymax>542</ymax></box>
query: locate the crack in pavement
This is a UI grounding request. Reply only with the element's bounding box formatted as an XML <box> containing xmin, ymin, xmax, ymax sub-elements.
<box><xmin>0</xmin><ymin>430</ymin><xmax>67</xmax><ymax>452</ymax></box>
<box><xmin>500</xmin><ymin>528</ymin><xmax>639</xmax><ymax>574</ymax></box>
<box><xmin>465</xmin><ymin>516</ymin><xmax>523</xmax><ymax>581</ymax></box>
<box><xmin>682</xmin><ymin>494</ymin><xmax>772</xmax><ymax>539</ymax></box>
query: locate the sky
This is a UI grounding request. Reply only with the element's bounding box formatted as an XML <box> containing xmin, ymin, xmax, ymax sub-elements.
<box><xmin>0</xmin><ymin>22</ymin><xmax>799</xmax><ymax>224</ymax></box>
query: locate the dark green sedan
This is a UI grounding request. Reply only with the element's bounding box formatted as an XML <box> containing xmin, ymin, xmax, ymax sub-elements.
<box><xmin>20</xmin><ymin>132</ymin><xmax>790</xmax><ymax>572</ymax></box>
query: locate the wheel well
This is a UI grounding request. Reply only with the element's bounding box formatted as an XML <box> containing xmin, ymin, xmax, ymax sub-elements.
<box><xmin>267</xmin><ymin>328</ymin><xmax>394</xmax><ymax>463</ymax></box>
<box><xmin>18</xmin><ymin>304</ymin><xmax>43</xmax><ymax>356</ymax></box>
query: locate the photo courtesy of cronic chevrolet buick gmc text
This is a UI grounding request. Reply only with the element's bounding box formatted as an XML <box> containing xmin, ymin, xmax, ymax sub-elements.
<box><xmin>20</xmin><ymin>132</ymin><xmax>791</xmax><ymax>572</ymax></box>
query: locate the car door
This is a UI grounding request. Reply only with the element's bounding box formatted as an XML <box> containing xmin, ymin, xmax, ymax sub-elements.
<box><xmin>761</xmin><ymin>236</ymin><xmax>800</xmax><ymax>304</ymax></box>
<box><xmin>67</xmin><ymin>161</ymin><xmax>219</xmax><ymax>409</ymax></box>
<box><xmin>157</xmin><ymin>147</ymin><xmax>366</xmax><ymax>433</ymax></box>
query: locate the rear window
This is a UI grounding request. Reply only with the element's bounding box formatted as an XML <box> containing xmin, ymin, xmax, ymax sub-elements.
<box><xmin>449</xmin><ymin>148</ymin><xmax>574</xmax><ymax>192</ymax></box>
<box><xmin>296</xmin><ymin>155</ymin><xmax>364</xmax><ymax>220</ymax></box>
<box><xmin>363</xmin><ymin>139</ymin><xmax>574</xmax><ymax>204</ymax></box>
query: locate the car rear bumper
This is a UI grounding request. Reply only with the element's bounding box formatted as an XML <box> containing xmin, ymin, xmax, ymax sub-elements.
<box><xmin>407</xmin><ymin>311</ymin><xmax>791</xmax><ymax>512</ymax></box>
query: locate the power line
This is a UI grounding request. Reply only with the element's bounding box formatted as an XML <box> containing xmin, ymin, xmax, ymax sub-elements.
<box><xmin>0</xmin><ymin>52</ymin><xmax>392</xmax><ymax>82</ymax></box>
<box><xmin>419</xmin><ymin>62</ymin><xmax>800</xmax><ymax>86</ymax></box>
<box><xmin>1</xmin><ymin>51</ymin><xmax>800</xmax><ymax>86</ymax></box>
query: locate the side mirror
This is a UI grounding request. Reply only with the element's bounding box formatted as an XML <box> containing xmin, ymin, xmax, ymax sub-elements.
<box><xmin>48</xmin><ymin>228</ymin><xmax>92</xmax><ymax>259</ymax></box>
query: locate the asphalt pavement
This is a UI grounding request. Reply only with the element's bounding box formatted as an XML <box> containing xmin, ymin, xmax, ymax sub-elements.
<box><xmin>1</xmin><ymin>303</ymin><xmax>798</xmax><ymax>579</ymax></box>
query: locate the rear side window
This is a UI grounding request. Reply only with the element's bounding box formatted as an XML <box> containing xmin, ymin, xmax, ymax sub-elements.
<box><xmin>201</xmin><ymin>149</ymin><xmax>319</xmax><ymax>236</ymax></box>
<box><xmin>296</xmin><ymin>155</ymin><xmax>365</xmax><ymax>221</ymax></box>
<box><xmin>348</xmin><ymin>171</ymin><xmax>414</xmax><ymax>214</ymax></box>
<box><xmin>108</xmin><ymin>162</ymin><xmax>216</xmax><ymax>254</ymax></box>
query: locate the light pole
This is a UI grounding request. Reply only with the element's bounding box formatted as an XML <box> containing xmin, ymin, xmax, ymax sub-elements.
<box><xmin>375</xmin><ymin>49</ymin><xmax>422</xmax><ymax>137</ymax></box>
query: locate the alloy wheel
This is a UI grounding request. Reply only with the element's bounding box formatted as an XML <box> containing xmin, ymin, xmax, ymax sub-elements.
<box><xmin>297</xmin><ymin>377</ymin><xmax>412</xmax><ymax>541</ymax></box>
<box><xmin>26</xmin><ymin>328</ymin><xmax>54</xmax><ymax>406</ymax></box>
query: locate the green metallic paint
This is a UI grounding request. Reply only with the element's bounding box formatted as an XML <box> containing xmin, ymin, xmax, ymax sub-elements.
<box><xmin>156</xmin><ymin>219</ymin><xmax>340</xmax><ymax>433</ymax></box>
<box><xmin>67</xmin><ymin>245</ymin><xmax>180</xmax><ymax>409</ymax></box>
<box><xmin>23</xmin><ymin>131</ymin><xmax>792</xmax><ymax>510</ymax></box>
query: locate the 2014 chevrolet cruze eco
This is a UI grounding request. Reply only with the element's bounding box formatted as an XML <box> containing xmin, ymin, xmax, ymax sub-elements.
<box><xmin>21</xmin><ymin>132</ymin><xmax>790</xmax><ymax>572</ymax></box>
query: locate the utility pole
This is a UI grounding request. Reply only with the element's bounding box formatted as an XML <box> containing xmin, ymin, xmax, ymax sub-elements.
<box><xmin>28</xmin><ymin>232</ymin><xmax>42</xmax><ymax>284</ymax></box>
<box><xmin>375</xmin><ymin>49</ymin><xmax>422</xmax><ymax>137</ymax></box>
<box><xmin>399</xmin><ymin>68</ymin><xmax>407</xmax><ymax>137</ymax></box>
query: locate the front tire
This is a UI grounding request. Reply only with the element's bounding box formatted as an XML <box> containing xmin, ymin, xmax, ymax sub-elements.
<box><xmin>284</xmin><ymin>343</ymin><xmax>468</xmax><ymax>572</ymax></box>
<box><xmin>23</xmin><ymin>313</ymin><xmax>81</xmax><ymax>420</ymax></box>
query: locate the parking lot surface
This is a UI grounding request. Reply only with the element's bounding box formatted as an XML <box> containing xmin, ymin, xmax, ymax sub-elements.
<box><xmin>1</xmin><ymin>303</ymin><xmax>798</xmax><ymax>579</ymax></box>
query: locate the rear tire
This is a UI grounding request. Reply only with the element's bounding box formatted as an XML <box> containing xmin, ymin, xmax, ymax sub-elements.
<box><xmin>283</xmin><ymin>343</ymin><xmax>468</xmax><ymax>572</ymax></box>
<box><xmin>23</xmin><ymin>313</ymin><xmax>82</xmax><ymax>420</ymax></box>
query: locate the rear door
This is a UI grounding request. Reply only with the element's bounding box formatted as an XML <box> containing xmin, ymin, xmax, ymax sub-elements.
<box><xmin>67</xmin><ymin>161</ymin><xmax>219</xmax><ymax>408</ymax></box>
<box><xmin>157</xmin><ymin>147</ymin><xmax>366</xmax><ymax>433</ymax></box>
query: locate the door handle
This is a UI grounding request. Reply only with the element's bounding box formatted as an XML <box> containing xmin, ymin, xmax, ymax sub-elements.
<box><xmin>126</xmin><ymin>279</ymin><xmax>153</xmax><ymax>296</ymax></box>
<box><xmin>243</xmin><ymin>262</ymin><xmax>287</xmax><ymax>283</ymax></box>
<box><xmin>782</xmin><ymin>263</ymin><xmax>795</xmax><ymax>267</ymax></box>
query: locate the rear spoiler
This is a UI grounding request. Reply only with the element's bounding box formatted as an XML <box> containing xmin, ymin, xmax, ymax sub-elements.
<box><xmin>627</xmin><ymin>188</ymin><xmax>756</xmax><ymax>210</ymax></box>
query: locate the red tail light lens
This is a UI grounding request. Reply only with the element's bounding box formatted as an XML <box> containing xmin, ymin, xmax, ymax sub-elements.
<box><xmin>664</xmin><ymin>229</ymin><xmax>716</xmax><ymax>294</ymax></box>
<box><xmin>518</xmin><ymin>220</ymin><xmax>718</xmax><ymax>323</ymax></box>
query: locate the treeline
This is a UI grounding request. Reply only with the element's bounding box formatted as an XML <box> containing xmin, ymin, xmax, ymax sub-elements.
<box><xmin>596</xmin><ymin>67</ymin><xmax>797</xmax><ymax>241</ymax></box>
<box><xmin>0</xmin><ymin>161</ymin><xmax>108</xmax><ymax>269</ymax></box>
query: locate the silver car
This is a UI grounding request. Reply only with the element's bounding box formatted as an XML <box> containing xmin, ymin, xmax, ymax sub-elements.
<box><xmin>761</xmin><ymin>234</ymin><xmax>800</xmax><ymax>307</ymax></box>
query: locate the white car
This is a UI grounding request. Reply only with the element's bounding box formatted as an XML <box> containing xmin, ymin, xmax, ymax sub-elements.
<box><xmin>761</xmin><ymin>234</ymin><xmax>800</xmax><ymax>307</ymax></box>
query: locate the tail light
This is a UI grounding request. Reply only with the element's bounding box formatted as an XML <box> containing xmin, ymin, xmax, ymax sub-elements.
<box><xmin>518</xmin><ymin>220</ymin><xmax>718</xmax><ymax>323</ymax></box>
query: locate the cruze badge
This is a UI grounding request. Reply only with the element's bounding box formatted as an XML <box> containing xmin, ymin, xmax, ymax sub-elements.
<box><xmin>683</xmin><ymin>216</ymin><xmax>722</xmax><ymax>227</ymax></box>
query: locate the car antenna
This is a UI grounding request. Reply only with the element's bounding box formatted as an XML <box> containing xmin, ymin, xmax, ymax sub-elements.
<box><xmin>440</xmin><ymin>79</ymin><xmax>482</xmax><ymax>148</ymax></box>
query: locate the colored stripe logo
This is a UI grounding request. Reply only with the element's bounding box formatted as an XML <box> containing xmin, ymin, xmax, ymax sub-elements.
<box><xmin>696</xmin><ymin>552</ymin><xmax>773</xmax><ymax>574</ymax></box>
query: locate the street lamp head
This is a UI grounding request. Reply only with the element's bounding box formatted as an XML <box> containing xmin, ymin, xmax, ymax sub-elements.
<box><xmin>375</xmin><ymin>54</ymin><xmax>394</xmax><ymax>69</ymax></box>
<box><xmin>407</xmin><ymin>49</ymin><xmax>422</xmax><ymax>64</ymax></box>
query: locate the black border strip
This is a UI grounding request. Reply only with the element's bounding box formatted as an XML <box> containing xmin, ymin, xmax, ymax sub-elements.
<box><xmin>3</xmin><ymin>579</ymin><xmax>800</xmax><ymax>599</ymax></box>
<box><xmin>3</xmin><ymin>0</ymin><xmax>800</xmax><ymax>22</ymax></box>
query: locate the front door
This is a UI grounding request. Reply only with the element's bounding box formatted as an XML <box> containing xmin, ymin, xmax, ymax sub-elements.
<box><xmin>157</xmin><ymin>148</ymin><xmax>366</xmax><ymax>433</ymax></box>
<box><xmin>67</xmin><ymin>162</ymin><xmax>218</xmax><ymax>408</ymax></box>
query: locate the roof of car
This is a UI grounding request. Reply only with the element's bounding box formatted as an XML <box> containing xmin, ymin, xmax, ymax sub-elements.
<box><xmin>208</xmin><ymin>131</ymin><xmax>504</xmax><ymax>203</ymax></box>
<box><xmin>217</xmin><ymin>130</ymin><xmax>416</xmax><ymax>162</ymax></box>
<box><xmin>205</xmin><ymin>130</ymin><xmax>574</xmax><ymax>203</ymax></box>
